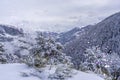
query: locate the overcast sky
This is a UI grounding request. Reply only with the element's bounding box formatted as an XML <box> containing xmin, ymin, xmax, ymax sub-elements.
<box><xmin>0</xmin><ymin>0</ymin><xmax>120</xmax><ymax>32</ymax></box>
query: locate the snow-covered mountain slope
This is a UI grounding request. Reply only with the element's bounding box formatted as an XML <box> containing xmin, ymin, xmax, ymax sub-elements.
<box><xmin>0</xmin><ymin>24</ymin><xmax>23</xmax><ymax>42</ymax></box>
<box><xmin>57</xmin><ymin>27</ymin><xmax>81</xmax><ymax>44</ymax></box>
<box><xmin>0</xmin><ymin>24</ymin><xmax>38</xmax><ymax>57</ymax></box>
<box><xmin>57</xmin><ymin>25</ymin><xmax>93</xmax><ymax>45</ymax></box>
<box><xmin>0</xmin><ymin>25</ymin><xmax>23</xmax><ymax>36</ymax></box>
<box><xmin>2</xmin><ymin>32</ymin><xmax>38</xmax><ymax>61</ymax></box>
<box><xmin>0</xmin><ymin>63</ymin><xmax>104</xmax><ymax>80</ymax></box>
<box><xmin>64</xmin><ymin>12</ymin><xmax>120</xmax><ymax>68</ymax></box>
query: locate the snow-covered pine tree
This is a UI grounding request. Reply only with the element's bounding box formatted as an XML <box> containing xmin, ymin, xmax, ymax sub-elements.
<box><xmin>26</xmin><ymin>33</ymin><xmax>71</xmax><ymax>68</ymax></box>
<box><xmin>80</xmin><ymin>46</ymin><xmax>120</xmax><ymax>80</ymax></box>
<box><xmin>0</xmin><ymin>43</ymin><xmax>7</xmax><ymax>64</ymax></box>
<box><xmin>0</xmin><ymin>44</ymin><xmax>4</xmax><ymax>54</ymax></box>
<box><xmin>24</xmin><ymin>33</ymin><xmax>73</xmax><ymax>80</ymax></box>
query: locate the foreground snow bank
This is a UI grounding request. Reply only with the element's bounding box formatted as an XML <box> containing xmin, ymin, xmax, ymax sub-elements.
<box><xmin>0</xmin><ymin>63</ymin><xmax>40</xmax><ymax>80</ymax></box>
<box><xmin>68</xmin><ymin>71</ymin><xmax>104</xmax><ymax>80</ymax></box>
<box><xmin>0</xmin><ymin>63</ymin><xmax>104</xmax><ymax>80</ymax></box>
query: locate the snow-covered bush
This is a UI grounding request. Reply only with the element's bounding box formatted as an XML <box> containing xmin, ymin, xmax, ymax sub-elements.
<box><xmin>49</xmin><ymin>64</ymin><xmax>73</xmax><ymax>80</ymax></box>
<box><xmin>79</xmin><ymin>46</ymin><xmax>120</xmax><ymax>80</ymax></box>
<box><xmin>0</xmin><ymin>42</ymin><xmax>21</xmax><ymax>64</ymax></box>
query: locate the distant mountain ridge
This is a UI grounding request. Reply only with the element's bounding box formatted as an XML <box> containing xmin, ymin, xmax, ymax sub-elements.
<box><xmin>0</xmin><ymin>25</ymin><xmax>23</xmax><ymax>35</ymax></box>
<box><xmin>57</xmin><ymin>27</ymin><xmax>81</xmax><ymax>44</ymax></box>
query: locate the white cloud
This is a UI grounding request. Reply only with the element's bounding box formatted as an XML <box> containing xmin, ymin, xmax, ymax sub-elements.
<box><xmin>0</xmin><ymin>0</ymin><xmax>120</xmax><ymax>32</ymax></box>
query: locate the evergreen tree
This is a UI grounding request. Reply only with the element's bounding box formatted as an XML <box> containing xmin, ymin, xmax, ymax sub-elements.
<box><xmin>24</xmin><ymin>33</ymin><xmax>73</xmax><ymax>80</ymax></box>
<box><xmin>26</xmin><ymin>33</ymin><xmax>72</xmax><ymax>68</ymax></box>
<box><xmin>0</xmin><ymin>43</ymin><xmax>7</xmax><ymax>64</ymax></box>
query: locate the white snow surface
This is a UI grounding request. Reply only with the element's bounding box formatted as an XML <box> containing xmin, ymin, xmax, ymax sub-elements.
<box><xmin>68</xmin><ymin>71</ymin><xmax>104</xmax><ymax>80</ymax></box>
<box><xmin>0</xmin><ymin>63</ymin><xmax>40</xmax><ymax>80</ymax></box>
<box><xmin>0</xmin><ymin>63</ymin><xmax>104</xmax><ymax>80</ymax></box>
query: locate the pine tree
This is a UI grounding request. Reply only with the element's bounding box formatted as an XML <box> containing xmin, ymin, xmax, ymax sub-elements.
<box><xmin>23</xmin><ymin>33</ymin><xmax>73</xmax><ymax>80</ymax></box>
<box><xmin>26</xmin><ymin>33</ymin><xmax>72</xmax><ymax>68</ymax></box>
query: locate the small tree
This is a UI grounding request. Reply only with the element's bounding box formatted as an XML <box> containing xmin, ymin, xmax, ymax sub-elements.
<box><xmin>0</xmin><ymin>44</ymin><xmax>4</xmax><ymax>54</ymax></box>
<box><xmin>0</xmin><ymin>43</ymin><xmax>7</xmax><ymax>64</ymax></box>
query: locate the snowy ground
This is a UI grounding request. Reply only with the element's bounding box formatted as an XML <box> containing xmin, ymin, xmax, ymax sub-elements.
<box><xmin>0</xmin><ymin>63</ymin><xmax>40</xmax><ymax>80</ymax></box>
<box><xmin>68</xmin><ymin>71</ymin><xmax>104</xmax><ymax>80</ymax></box>
<box><xmin>0</xmin><ymin>63</ymin><xmax>104</xmax><ymax>80</ymax></box>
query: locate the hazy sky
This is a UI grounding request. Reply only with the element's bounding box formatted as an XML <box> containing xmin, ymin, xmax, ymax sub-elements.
<box><xmin>0</xmin><ymin>0</ymin><xmax>120</xmax><ymax>32</ymax></box>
